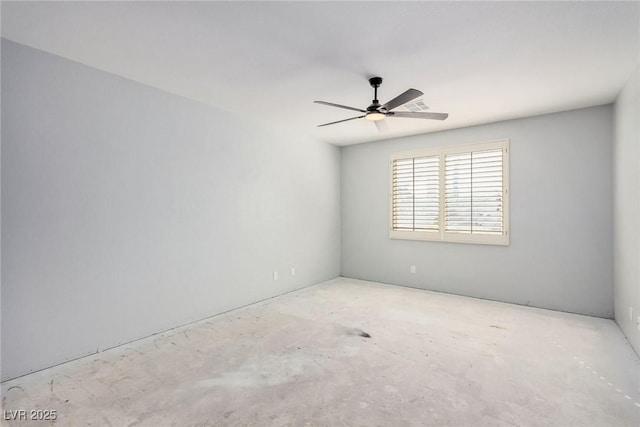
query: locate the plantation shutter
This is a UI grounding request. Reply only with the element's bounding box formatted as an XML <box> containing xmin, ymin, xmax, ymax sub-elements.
<box><xmin>390</xmin><ymin>140</ymin><xmax>508</xmax><ymax>245</ymax></box>
<box><xmin>392</xmin><ymin>155</ymin><xmax>439</xmax><ymax>231</ymax></box>
<box><xmin>444</xmin><ymin>148</ymin><xmax>504</xmax><ymax>235</ymax></box>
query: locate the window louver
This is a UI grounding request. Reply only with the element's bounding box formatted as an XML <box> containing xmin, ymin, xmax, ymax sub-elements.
<box><xmin>445</xmin><ymin>149</ymin><xmax>503</xmax><ymax>235</ymax></box>
<box><xmin>392</xmin><ymin>156</ymin><xmax>439</xmax><ymax>231</ymax></box>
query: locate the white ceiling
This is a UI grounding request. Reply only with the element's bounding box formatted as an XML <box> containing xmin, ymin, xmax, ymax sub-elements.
<box><xmin>2</xmin><ymin>1</ymin><xmax>639</xmax><ymax>146</ymax></box>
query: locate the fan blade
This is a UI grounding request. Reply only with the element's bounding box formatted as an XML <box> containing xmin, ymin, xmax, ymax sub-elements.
<box><xmin>317</xmin><ymin>115</ymin><xmax>365</xmax><ymax>127</ymax></box>
<box><xmin>388</xmin><ymin>111</ymin><xmax>449</xmax><ymax>120</ymax></box>
<box><xmin>374</xmin><ymin>119</ymin><xmax>389</xmax><ymax>133</ymax></box>
<box><xmin>314</xmin><ymin>101</ymin><xmax>366</xmax><ymax>113</ymax></box>
<box><xmin>381</xmin><ymin>88</ymin><xmax>423</xmax><ymax>111</ymax></box>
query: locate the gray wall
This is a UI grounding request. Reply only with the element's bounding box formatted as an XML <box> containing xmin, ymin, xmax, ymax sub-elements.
<box><xmin>1</xmin><ymin>39</ymin><xmax>341</xmax><ymax>381</ymax></box>
<box><xmin>613</xmin><ymin>66</ymin><xmax>640</xmax><ymax>355</ymax></box>
<box><xmin>341</xmin><ymin>106</ymin><xmax>613</xmax><ymax>318</ymax></box>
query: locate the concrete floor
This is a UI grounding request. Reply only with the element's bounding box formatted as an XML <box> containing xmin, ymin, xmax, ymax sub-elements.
<box><xmin>2</xmin><ymin>277</ymin><xmax>639</xmax><ymax>426</ymax></box>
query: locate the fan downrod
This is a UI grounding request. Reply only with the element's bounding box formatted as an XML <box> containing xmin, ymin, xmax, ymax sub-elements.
<box><xmin>368</xmin><ymin>76</ymin><xmax>383</xmax><ymax>109</ymax></box>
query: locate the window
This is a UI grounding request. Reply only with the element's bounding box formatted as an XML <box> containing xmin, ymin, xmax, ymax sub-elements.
<box><xmin>390</xmin><ymin>140</ymin><xmax>509</xmax><ymax>245</ymax></box>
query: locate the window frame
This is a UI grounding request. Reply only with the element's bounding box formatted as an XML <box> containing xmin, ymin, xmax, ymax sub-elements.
<box><xmin>389</xmin><ymin>139</ymin><xmax>509</xmax><ymax>246</ymax></box>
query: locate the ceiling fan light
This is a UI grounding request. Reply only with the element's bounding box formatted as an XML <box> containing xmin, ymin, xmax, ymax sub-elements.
<box><xmin>365</xmin><ymin>111</ymin><xmax>385</xmax><ymax>121</ymax></box>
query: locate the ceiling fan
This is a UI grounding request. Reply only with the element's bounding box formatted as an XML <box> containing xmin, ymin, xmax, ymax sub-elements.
<box><xmin>314</xmin><ymin>76</ymin><xmax>448</xmax><ymax>131</ymax></box>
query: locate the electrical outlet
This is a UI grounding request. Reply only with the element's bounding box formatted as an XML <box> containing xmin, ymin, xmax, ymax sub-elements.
<box><xmin>273</xmin><ymin>271</ymin><xmax>278</xmax><ymax>281</ymax></box>
<box><xmin>291</xmin><ymin>267</ymin><xmax>296</xmax><ymax>276</ymax></box>
<box><xmin>410</xmin><ymin>265</ymin><xmax>416</xmax><ymax>274</ymax></box>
